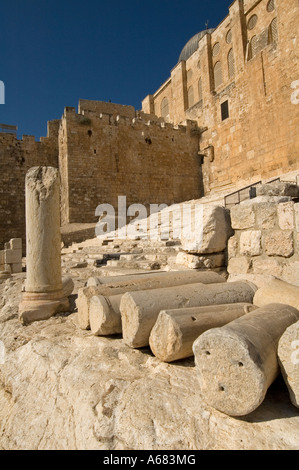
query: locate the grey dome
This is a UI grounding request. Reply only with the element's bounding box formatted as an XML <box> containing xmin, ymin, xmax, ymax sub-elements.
<box><xmin>178</xmin><ymin>29</ymin><xmax>215</xmax><ymax>62</ymax></box>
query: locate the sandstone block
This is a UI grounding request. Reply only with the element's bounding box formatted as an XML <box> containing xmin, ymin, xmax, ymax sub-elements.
<box><xmin>277</xmin><ymin>202</ymin><xmax>294</xmax><ymax>230</ymax></box>
<box><xmin>239</xmin><ymin>230</ymin><xmax>262</xmax><ymax>256</ymax></box>
<box><xmin>278</xmin><ymin>321</ymin><xmax>299</xmax><ymax>408</ymax></box>
<box><xmin>263</xmin><ymin>230</ymin><xmax>294</xmax><ymax>257</ymax></box>
<box><xmin>180</xmin><ymin>204</ymin><xmax>232</xmax><ymax>254</ymax></box>
<box><xmin>193</xmin><ymin>303</ymin><xmax>299</xmax><ymax>416</ymax></box>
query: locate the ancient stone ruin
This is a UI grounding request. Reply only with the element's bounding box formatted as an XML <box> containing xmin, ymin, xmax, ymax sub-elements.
<box><xmin>0</xmin><ymin>0</ymin><xmax>299</xmax><ymax>451</ymax></box>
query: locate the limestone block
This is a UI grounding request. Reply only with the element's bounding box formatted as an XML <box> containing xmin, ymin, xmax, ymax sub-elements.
<box><xmin>227</xmin><ymin>236</ymin><xmax>238</xmax><ymax>260</ymax></box>
<box><xmin>253</xmin><ymin>278</ymin><xmax>299</xmax><ymax>310</ymax></box>
<box><xmin>120</xmin><ymin>281</ymin><xmax>257</xmax><ymax>348</ymax></box>
<box><xmin>230</xmin><ymin>203</ymin><xmax>255</xmax><ymax>230</ymax></box>
<box><xmin>11</xmin><ymin>263</ymin><xmax>22</xmax><ymax>274</ymax></box>
<box><xmin>277</xmin><ymin>202</ymin><xmax>294</xmax><ymax>230</ymax></box>
<box><xmin>227</xmin><ymin>256</ymin><xmax>251</xmax><ymax>274</ymax></box>
<box><xmin>282</xmin><ymin>261</ymin><xmax>299</xmax><ymax>287</ymax></box>
<box><xmin>4</xmin><ymin>249</ymin><xmax>22</xmax><ymax>264</ymax></box>
<box><xmin>176</xmin><ymin>251</ymin><xmax>225</xmax><ymax>269</ymax></box>
<box><xmin>263</xmin><ymin>230</ymin><xmax>294</xmax><ymax>257</ymax></box>
<box><xmin>0</xmin><ymin>250</ymin><xmax>4</xmax><ymax>265</ymax></box>
<box><xmin>256</xmin><ymin>182</ymin><xmax>299</xmax><ymax>198</ymax></box>
<box><xmin>193</xmin><ymin>303</ymin><xmax>299</xmax><ymax>416</ymax></box>
<box><xmin>9</xmin><ymin>238</ymin><xmax>22</xmax><ymax>250</ymax></box>
<box><xmin>239</xmin><ymin>230</ymin><xmax>262</xmax><ymax>256</ymax></box>
<box><xmin>251</xmin><ymin>257</ymin><xmax>283</xmax><ymax>278</ymax></box>
<box><xmin>149</xmin><ymin>303</ymin><xmax>256</xmax><ymax>363</ymax></box>
<box><xmin>180</xmin><ymin>204</ymin><xmax>233</xmax><ymax>254</ymax></box>
<box><xmin>255</xmin><ymin>203</ymin><xmax>277</xmax><ymax>230</ymax></box>
<box><xmin>278</xmin><ymin>321</ymin><xmax>299</xmax><ymax>408</ymax></box>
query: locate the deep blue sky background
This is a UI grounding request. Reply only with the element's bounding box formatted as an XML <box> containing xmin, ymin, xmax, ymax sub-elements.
<box><xmin>0</xmin><ymin>0</ymin><xmax>232</xmax><ymax>139</ymax></box>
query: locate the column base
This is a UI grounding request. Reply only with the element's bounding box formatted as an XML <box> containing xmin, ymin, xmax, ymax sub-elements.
<box><xmin>19</xmin><ymin>276</ymin><xmax>74</xmax><ymax>325</ymax></box>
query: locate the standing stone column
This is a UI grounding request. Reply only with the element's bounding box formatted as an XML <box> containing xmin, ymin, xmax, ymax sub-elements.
<box><xmin>19</xmin><ymin>167</ymin><xmax>73</xmax><ymax>324</ymax></box>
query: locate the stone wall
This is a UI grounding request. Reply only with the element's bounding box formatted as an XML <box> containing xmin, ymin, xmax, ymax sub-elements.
<box><xmin>59</xmin><ymin>102</ymin><xmax>203</xmax><ymax>226</ymax></box>
<box><xmin>227</xmin><ymin>194</ymin><xmax>299</xmax><ymax>286</ymax></box>
<box><xmin>0</xmin><ymin>121</ymin><xmax>60</xmax><ymax>252</ymax></box>
<box><xmin>143</xmin><ymin>0</ymin><xmax>299</xmax><ymax>194</ymax></box>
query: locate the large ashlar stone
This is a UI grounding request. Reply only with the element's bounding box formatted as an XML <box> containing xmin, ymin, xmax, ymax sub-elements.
<box><xmin>239</xmin><ymin>230</ymin><xmax>262</xmax><ymax>256</ymax></box>
<box><xmin>282</xmin><ymin>261</ymin><xmax>299</xmax><ymax>287</ymax></box>
<box><xmin>278</xmin><ymin>321</ymin><xmax>299</xmax><ymax>408</ymax></box>
<box><xmin>227</xmin><ymin>256</ymin><xmax>251</xmax><ymax>274</ymax></box>
<box><xmin>256</xmin><ymin>182</ymin><xmax>299</xmax><ymax>198</ymax></box>
<box><xmin>77</xmin><ymin>270</ymin><xmax>225</xmax><ymax>330</ymax></box>
<box><xmin>120</xmin><ymin>281</ymin><xmax>257</xmax><ymax>348</ymax></box>
<box><xmin>277</xmin><ymin>202</ymin><xmax>295</xmax><ymax>230</ymax></box>
<box><xmin>19</xmin><ymin>167</ymin><xmax>74</xmax><ymax>324</ymax></box>
<box><xmin>149</xmin><ymin>303</ymin><xmax>256</xmax><ymax>363</ymax></box>
<box><xmin>230</xmin><ymin>203</ymin><xmax>255</xmax><ymax>230</ymax></box>
<box><xmin>262</xmin><ymin>230</ymin><xmax>294</xmax><ymax>257</ymax></box>
<box><xmin>193</xmin><ymin>303</ymin><xmax>299</xmax><ymax>417</ymax></box>
<box><xmin>253</xmin><ymin>278</ymin><xmax>299</xmax><ymax>310</ymax></box>
<box><xmin>180</xmin><ymin>204</ymin><xmax>233</xmax><ymax>254</ymax></box>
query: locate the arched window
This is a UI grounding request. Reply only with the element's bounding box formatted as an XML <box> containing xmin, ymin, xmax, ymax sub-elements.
<box><xmin>227</xmin><ymin>49</ymin><xmax>235</xmax><ymax>79</ymax></box>
<box><xmin>268</xmin><ymin>17</ymin><xmax>278</xmax><ymax>44</ymax></box>
<box><xmin>247</xmin><ymin>36</ymin><xmax>257</xmax><ymax>60</ymax></box>
<box><xmin>198</xmin><ymin>78</ymin><xmax>202</xmax><ymax>102</ymax></box>
<box><xmin>187</xmin><ymin>86</ymin><xmax>194</xmax><ymax>108</ymax></box>
<box><xmin>214</xmin><ymin>61</ymin><xmax>223</xmax><ymax>89</ymax></box>
<box><xmin>161</xmin><ymin>97</ymin><xmax>169</xmax><ymax>120</ymax></box>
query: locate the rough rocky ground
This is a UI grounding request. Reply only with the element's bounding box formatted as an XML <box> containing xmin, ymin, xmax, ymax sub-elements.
<box><xmin>0</xmin><ymin>237</ymin><xmax>298</xmax><ymax>450</ymax></box>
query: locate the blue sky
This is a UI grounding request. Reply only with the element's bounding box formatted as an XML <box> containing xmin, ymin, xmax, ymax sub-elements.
<box><xmin>0</xmin><ymin>0</ymin><xmax>232</xmax><ymax>139</ymax></box>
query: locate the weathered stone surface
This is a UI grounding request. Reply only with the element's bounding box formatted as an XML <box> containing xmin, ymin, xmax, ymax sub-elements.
<box><xmin>77</xmin><ymin>270</ymin><xmax>225</xmax><ymax>330</ymax></box>
<box><xmin>227</xmin><ymin>257</ymin><xmax>251</xmax><ymax>274</ymax></box>
<box><xmin>256</xmin><ymin>182</ymin><xmax>299</xmax><ymax>198</ymax></box>
<box><xmin>120</xmin><ymin>281</ymin><xmax>257</xmax><ymax>348</ymax></box>
<box><xmin>239</xmin><ymin>230</ymin><xmax>262</xmax><ymax>257</ymax></box>
<box><xmin>149</xmin><ymin>303</ymin><xmax>256</xmax><ymax>363</ymax></box>
<box><xmin>277</xmin><ymin>202</ymin><xmax>295</xmax><ymax>230</ymax></box>
<box><xmin>253</xmin><ymin>278</ymin><xmax>299</xmax><ymax>310</ymax></box>
<box><xmin>176</xmin><ymin>251</ymin><xmax>225</xmax><ymax>269</ymax></box>
<box><xmin>193</xmin><ymin>304</ymin><xmax>299</xmax><ymax>417</ymax></box>
<box><xmin>262</xmin><ymin>230</ymin><xmax>294</xmax><ymax>257</ymax></box>
<box><xmin>282</xmin><ymin>261</ymin><xmax>299</xmax><ymax>287</ymax></box>
<box><xmin>278</xmin><ymin>321</ymin><xmax>299</xmax><ymax>409</ymax></box>
<box><xmin>230</xmin><ymin>203</ymin><xmax>255</xmax><ymax>230</ymax></box>
<box><xmin>180</xmin><ymin>204</ymin><xmax>233</xmax><ymax>254</ymax></box>
<box><xmin>0</xmin><ymin>277</ymin><xmax>299</xmax><ymax>450</ymax></box>
<box><xmin>251</xmin><ymin>257</ymin><xmax>283</xmax><ymax>278</ymax></box>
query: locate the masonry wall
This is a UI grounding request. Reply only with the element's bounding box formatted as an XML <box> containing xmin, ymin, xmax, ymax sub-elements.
<box><xmin>228</xmin><ymin>196</ymin><xmax>299</xmax><ymax>286</ymax></box>
<box><xmin>59</xmin><ymin>103</ymin><xmax>203</xmax><ymax>226</ymax></box>
<box><xmin>143</xmin><ymin>0</ymin><xmax>299</xmax><ymax>195</ymax></box>
<box><xmin>0</xmin><ymin>120</ymin><xmax>60</xmax><ymax>251</ymax></box>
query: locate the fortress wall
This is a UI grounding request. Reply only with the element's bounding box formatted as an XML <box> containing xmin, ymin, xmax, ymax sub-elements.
<box><xmin>144</xmin><ymin>0</ymin><xmax>299</xmax><ymax>194</ymax></box>
<box><xmin>59</xmin><ymin>106</ymin><xmax>203</xmax><ymax>225</ymax></box>
<box><xmin>0</xmin><ymin>121</ymin><xmax>60</xmax><ymax>251</ymax></box>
